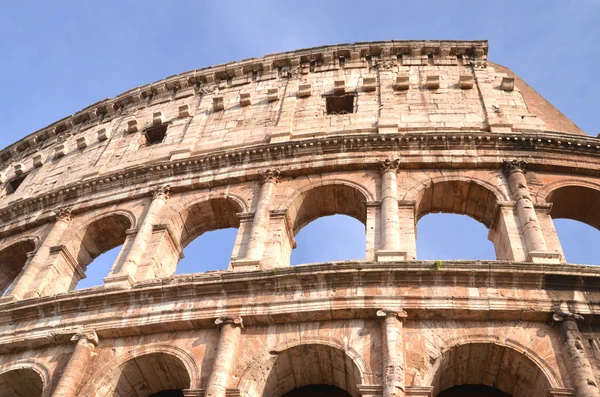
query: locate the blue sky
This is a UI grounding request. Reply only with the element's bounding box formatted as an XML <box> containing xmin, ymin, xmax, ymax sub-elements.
<box><xmin>1</xmin><ymin>1</ymin><xmax>599</xmax><ymax>288</ymax></box>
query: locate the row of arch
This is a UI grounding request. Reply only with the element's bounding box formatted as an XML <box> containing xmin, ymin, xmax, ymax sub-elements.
<box><xmin>1</xmin><ymin>175</ymin><xmax>600</xmax><ymax>295</ymax></box>
<box><xmin>0</xmin><ymin>340</ymin><xmax>564</xmax><ymax>397</ymax></box>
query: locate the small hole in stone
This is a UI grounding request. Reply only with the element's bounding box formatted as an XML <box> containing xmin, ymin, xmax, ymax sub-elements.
<box><xmin>7</xmin><ymin>174</ymin><xmax>27</xmax><ymax>195</ymax></box>
<box><xmin>142</xmin><ymin>125</ymin><xmax>168</xmax><ymax>147</ymax></box>
<box><xmin>326</xmin><ymin>95</ymin><xmax>355</xmax><ymax>115</ymax></box>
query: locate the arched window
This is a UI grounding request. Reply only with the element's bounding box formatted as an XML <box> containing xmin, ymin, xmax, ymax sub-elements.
<box><xmin>174</xmin><ymin>198</ymin><xmax>242</xmax><ymax>274</ymax></box>
<box><xmin>0</xmin><ymin>238</ymin><xmax>36</xmax><ymax>295</ymax></box>
<box><xmin>0</xmin><ymin>367</ymin><xmax>44</xmax><ymax>397</ymax></box>
<box><xmin>47</xmin><ymin>214</ymin><xmax>131</xmax><ymax>294</ymax></box>
<box><xmin>87</xmin><ymin>352</ymin><xmax>191</xmax><ymax>396</ymax></box>
<box><xmin>263</xmin><ymin>344</ymin><xmax>362</xmax><ymax>397</ymax></box>
<box><xmin>414</xmin><ymin>180</ymin><xmax>500</xmax><ymax>260</ymax></box>
<box><xmin>547</xmin><ymin>185</ymin><xmax>600</xmax><ymax>265</ymax></box>
<box><xmin>286</xmin><ymin>184</ymin><xmax>367</xmax><ymax>265</ymax></box>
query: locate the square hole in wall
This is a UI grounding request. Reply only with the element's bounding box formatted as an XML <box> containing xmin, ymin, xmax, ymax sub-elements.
<box><xmin>142</xmin><ymin>124</ymin><xmax>168</xmax><ymax>147</ymax></box>
<box><xmin>6</xmin><ymin>174</ymin><xmax>27</xmax><ymax>195</ymax></box>
<box><xmin>326</xmin><ymin>94</ymin><xmax>355</xmax><ymax>115</ymax></box>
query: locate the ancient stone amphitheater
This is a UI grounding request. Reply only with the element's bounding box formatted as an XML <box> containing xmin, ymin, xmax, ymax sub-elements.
<box><xmin>0</xmin><ymin>40</ymin><xmax>598</xmax><ymax>397</ymax></box>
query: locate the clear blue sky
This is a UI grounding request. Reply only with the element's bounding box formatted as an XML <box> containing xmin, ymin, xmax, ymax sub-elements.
<box><xmin>1</xmin><ymin>1</ymin><xmax>599</xmax><ymax>288</ymax></box>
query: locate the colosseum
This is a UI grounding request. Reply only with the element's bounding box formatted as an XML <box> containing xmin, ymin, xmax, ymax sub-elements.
<box><xmin>0</xmin><ymin>39</ymin><xmax>598</xmax><ymax>397</ymax></box>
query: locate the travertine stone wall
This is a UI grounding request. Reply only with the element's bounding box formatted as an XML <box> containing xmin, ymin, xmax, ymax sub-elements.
<box><xmin>0</xmin><ymin>40</ymin><xmax>598</xmax><ymax>397</ymax></box>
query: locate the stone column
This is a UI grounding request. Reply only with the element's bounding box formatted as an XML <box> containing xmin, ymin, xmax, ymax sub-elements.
<box><xmin>376</xmin><ymin>159</ymin><xmax>406</xmax><ymax>262</ymax></box>
<box><xmin>553</xmin><ymin>311</ymin><xmax>600</xmax><ymax>397</ymax></box>
<box><xmin>502</xmin><ymin>160</ymin><xmax>558</xmax><ymax>263</ymax></box>
<box><xmin>377</xmin><ymin>309</ymin><xmax>408</xmax><ymax>397</ymax></box>
<box><xmin>105</xmin><ymin>185</ymin><xmax>170</xmax><ymax>287</ymax></box>
<box><xmin>205</xmin><ymin>316</ymin><xmax>243</xmax><ymax>397</ymax></box>
<box><xmin>8</xmin><ymin>207</ymin><xmax>72</xmax><ymax>300</ymax></box>
<box><xmin>245</xmin><ymin>169</ymin><xmax>280</xmax><ymax>261</ymax></box>
<box><xmin>51</xmin><ymin>331</ymin><xmax>99</xmax><ymax>397</ymax></box>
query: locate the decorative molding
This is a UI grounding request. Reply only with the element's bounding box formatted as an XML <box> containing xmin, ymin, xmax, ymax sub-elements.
<box><xmin>502</xmin><ymin>159</ymin><xmax>527</xmax><ymax>176</ymax></box>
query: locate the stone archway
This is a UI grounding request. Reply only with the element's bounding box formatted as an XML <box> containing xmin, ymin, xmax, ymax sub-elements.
<box><xmin>261</xmin><ymin>343</ymin><xmax>363</xmax><ymax>397</ymax></box>
<box><xmin>89</xmin><ymin>352</ymin><xmax>192</xmax><ymax>397</ymax></box>
<box><xmin>430</xmin><ymin>343</ymin><xmax>554</xmax><ymax>397</ymax></box>
<box><xmin>0</xmin><ymin>367</ymin><xmax>45</xmax><ymax>397</ymax></box>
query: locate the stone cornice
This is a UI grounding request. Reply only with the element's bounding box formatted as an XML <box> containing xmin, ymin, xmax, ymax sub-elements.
<box><xmin>2</xmin><ymin>130</ymin><xmax>600</xmax><ymax>233</ymax></box>
<box><xmin>0</xmin><ymin>40</ymin><xmax>488</xmax><ymax>168</ymax></box>
<box><xmin>0</xmin><ymin>260</ymin><xmax>599</xmax><ymax>354</ymax></box>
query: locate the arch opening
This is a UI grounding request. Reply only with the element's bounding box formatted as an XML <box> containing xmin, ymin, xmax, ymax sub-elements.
<box><xmin>291</xmin><ymin>215</ymin><xmax>365</xmax><ymax>265</ymax></box>
<box><xmin>287</xmin><ymin>184</ymin><xmax>367</xmax><ymax>265</ymax></box>
<box><xmin>0</xmin><ymin>238</ymin><xmax>36</xmax><ymax>295</ymax></box>
<box><xmin>92</xmin><ymin>352</ymin><xmax>191</xmax><ymax>397</ymax></box>
<box><xmin>415</xmin><ymin>180</ymin><xmax>499</xmax><ymax>228</ymax></box>
<box><xmin>430</xmin><ymin>343</ymin><xmax>552</xmax><ymax>397</ymax></box>
<box><xmin>0</xmin><ymin>367</ymin><xmax>44</xmax><ymax>397</ymax></box>
<box><xmin>262</xmin><ymin>344</ymin><xmax>362</xmax><ymax>397</ymax></box>
<box><xmin>416</xmin><ymin>214</ymin><xmax>495</xmax><ymax>260</ymax></box>
<box><xmin>547</xmin><ymin>185</ymin><xmax>600</xmax><ymax>231</ymax></box>
<box><xmin>414</xmin><ymin>180</ymin><xmax>500</xmax><ymax>260</ymax></box>
<box><xmin>172</xmin><ymin>198</ymin><xmax>242</xmax><ymax>273</ymax></box>
<box><xmin>66</xmin><ymin>214</ymin><xmax>131</xmax><ymax>291</ymax></box>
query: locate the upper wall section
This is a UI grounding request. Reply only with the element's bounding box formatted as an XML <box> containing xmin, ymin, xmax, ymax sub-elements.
<box><xmin>0</xmin><ymin>40</ymin><xmax>584</xmax><ymax>205</ymax></box>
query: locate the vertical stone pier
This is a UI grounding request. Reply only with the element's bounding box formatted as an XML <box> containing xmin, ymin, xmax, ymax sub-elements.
<box><xmin>9</xmin><ymin>207</ymin><xmax>72</xmax><ymax>300</ymax></box>
<box><xmin>105</xmin><ymin>185</ymin><xmax>171</xmax><ymax>287</ymax></box>
<box><xmin>554</xmin><ymin>311</ymin><xmax>600</xmax><ymax>397</ymax></box>
<box><xmin>378</xmin><ymin>309</ymin><xmax>408</xmax><ymax>397</ymax></box>
<box><xmin>51</xmin><ymin>331</ymin><xmax>99</xmax><ymax>397</ymax></box>
<box><xmin>205</xmin><ymin>316</ymin><xmax>243</xmax><ymax>397</ymax></box>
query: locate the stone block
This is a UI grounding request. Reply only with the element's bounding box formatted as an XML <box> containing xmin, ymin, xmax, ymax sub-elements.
<box><xmin>267</xmin><ymin>88</ymin><xmax>279</xmax><ymax>102</ymax></box>
<box><xmin>54</xmin><ymin>143</ymin><xmax>67</xmax><ymax>158</ymax></box>
<box><xmin>31</xmin><ymin>152</ymin><xmax>45</xmax><ymax>168</ymax></box>
<box><xmin>239</xmin><ymin>93</ymin><xmax>252</xmax><ymax>107</ymax></box>
<box><xmin>213</xmin><ymin>96</ymin><xmax>224</xmax><ymax>111</ymax></box>
<box><xmin>178</xmin><ymin>104</ymin><xmax>191</xmax><ymax>118</ymax></box>
<box><xmin>97</xmin><ymin>128</ymin><xmax>110</xmax><ymax>141</ymax></box>
<box><xmin>501</xmin><ymin>77</ymin><xmax>515</xmax><ymax>91</ymax></box>
<box><xmin>76</xmin><ymin>136</ymin><xmax>88</xmax><ymax>150</ymax></box>
<box><xmin>14</xmin><ymin>162</ymin><xmax>27</xmax><ymax>176</ymax></box>
<box><xmin>297</xmin><ymin>84</ymin><xmax>312</xmax><ymax>98</ymax></box>
<box><xmin>426</xmin><ymin>75</ymin><xmax>440</xmax><ymax>89</ymax></box>
<box><xmin>334</xmin><ymin>80</ymin><xmax>345</xmax><ymax>94</ymax></box>
<box><xmin>394</xmin><ymin>74</ymin><xmax>410</xmax><ymax>90</ymax></box>
<box><xmin>459</xmin><ymin>75</ymin><xmax>474</xmax><ymax>89</ymax></box>
<box><xmin>126</xmin><ymin>119</ymin><xmax>139</xmax><ymax>133</ymax></box>
<box><xmin>153</xmin><ymin>111</ymin><xmax>164</xmax><ymax>125</ymax></box>
<box><xmin>362</xmin><ymin>76</ymin><xmax>376</xmax><ymax>92</ymax></box>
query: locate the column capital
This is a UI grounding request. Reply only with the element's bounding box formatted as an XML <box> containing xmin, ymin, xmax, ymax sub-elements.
<box><xmin>502</xmin><ymin>159</ymin><xmax>527</xmax><ymax>176</ymax></box>
<box><xmin>552</xmin><ymin>310</ymin><xmax>584</xmax><ymax>323</ymax></box>
<box><xmin>377</xmin><ymin>158</ymin><xmax>401</xmax><ymax>174</ymax></box>
<box><xmin>215</xmin><ymin>315</ymin><xmax>244</xmax><ymax>329</ymax></box>
<box><xmin>54</xmin><ymin>207</ymin><xmax>73</xmax><ymax>222</ymax></box>
<box><xmin>151</xmin><ymin>184</ymin><xmax>172</xmax><ymax>200</ymax></box>
<box><xmin>71</xmin><ymin>330</ymin><xmax>99</xmax><ymax>346</ymax></box>
<box><xmin>259</xmin><ymin>169</ymin><xmax>281</xmax><ymax>185</ymax></box>
<box><xmin>377</xmin><ymin>308</ymin><xmax>408</xmax><ymax>320</ymax></box>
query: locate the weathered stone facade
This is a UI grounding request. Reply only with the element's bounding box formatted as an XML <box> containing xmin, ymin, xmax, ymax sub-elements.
<box><xmin>0</xmin><ymin>40</ymin><xmax>598</xmax><ymax>397</ymax></box>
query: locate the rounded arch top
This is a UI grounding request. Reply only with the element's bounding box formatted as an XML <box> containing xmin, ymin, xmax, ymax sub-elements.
<box><xmin>0</xmin><ymin>360</ymin><xmax>51</xmax><ymax>397</ymax></box>
<box><xmin>279</xmin><ymin>179</ymin><xmax>372</xmax><ymax>235</ymax></box>
<box><xmin>79</xmin><ymin>344</ymin><xmax>199</xmax><ymax>396</ymax></box>
<box><xmin>405</xmin><ymin>175</ymin><xmax>508</xmax><ymax>228</ymax></box>
<box><xmin>424</xmin><ymin>338</ymin><xmax>564</xmax><ymax>397</ymax></box>
<box><xmin>538</xmin><ymin>179</ymin><xmax>600</xmax><ymax>231</ymax></box>
<box><xmin>238</xmin><ymin>339</ymin><xmax>369</xmax><ymax>397</ymax></box>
